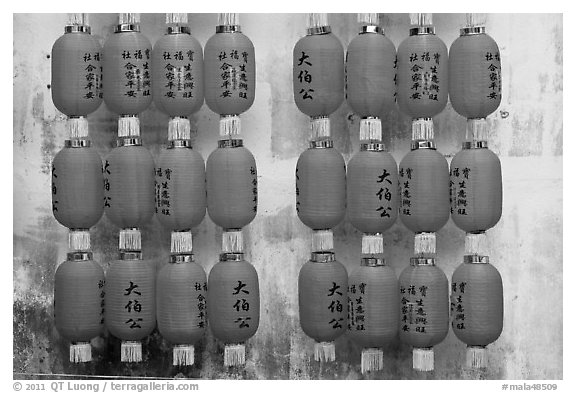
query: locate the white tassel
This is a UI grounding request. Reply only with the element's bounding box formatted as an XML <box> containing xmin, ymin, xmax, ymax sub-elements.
<box><xmin>409</xmin><ymin>13</ymin><xmax>433</xmax><ymax>27</ymax></box>
<box><xmin>218</xmin><ymin>13</ymin><xmax>239</xmax><ymax>26</ymax></box>
<box><xmin>411</xmin><ymin>118</ymin><xmax>434</xmax><ymax>141</ymax></box>
<box><xmin>413</xmin><ymin>347</ymin><xmax>434</xmax><ymax>371</ymax></box>
<box><xmin>465</xmin><ymin>13</ymin><xmax>487</xmax><ymax>28</ymax></box>
<box><xmin>466</xmin><ymin>346</ymin><xmax>488</xmax><ymax>369</ymax></box>
<box><xmin>361</xmin><ymin>233</ymin><xmax>383</xmax><ymax>254</ymax></box>
<box><xmin>171</xmin><ymin>231</ymin><xmax>193</xmax><ymax>254</ymax></box>
<box><xmin>173</xmin><ymin>344</ymin><xmax>194</xmax><ymax>366</ymax></box>
<box><xmin>358</xmin><ymin>13</ymin><xmax>379</xmax><ymax>25</ymax></box>
<box><xmin>67</xmin><ymin>13</ymin><xmax>88</xmax><ymax>26</ymax></box>
<box><xmin>118</xmin><ymin>116</ymin><xmax>140</xmax><ymax>138</ymax></box>
<box><xmin>307</xmin><ymin>13</ymin><xmax>328</xmax><ymax>29</ymax></box>
<box><xmin>121</xmin><ymin>341</ymin><xmax>142</xmax><ymax>363</ymax></box>
<box><xmin>311</xmin><ymin>117</ymin><xmax>330</xmax><ymax>140</ymax></box>
<box><xmin>69</xmin><ymin>230</ymin><xmax>91</xmax><ymax>252</ymax></box>
<box><xmin>224</xmin><ymin>344</ymin><xmax>245</xmax><ymax>367</ymax></box>
<box><xmin>465</xmin><ymin>232</ymin><xmax>487</xmax><ymax>255</ymax></box>
<box><xmin>414</xmin><ymin>232</ymin><xmax>436</xmax><ymax>255</ymax></box>
<box><xmin>119</xmin><ymin>229</ymin><xmax>141</xmax><ymax>251</ymax></box>
<box><xmin>222</xmin><ymin>230</ymin><xmax>243</xmax><ymax>253</ymax></box>
<box><xmin>168</xmin><ymin>117</ymin><xmax>191</xmax><ymax>141</ymax></box>
<box><xmin>312</xmin><ymin>230</ymin><xmax>333</xmax><ymax>252</ymax></box>
<box><xmin>359</xmin><ymin>118</ymin><xmax>382</xmax><ymax>142</ymax></box>
<box><xmin>166</xmin><ymin>13</ymin><xmax>188</xmax><ymax>25</ymax></box>
<box><xmin>119</xmin><ymin>13</ymin><xmax>140</xmax><ymax>25</ymax></box>
<box><xmin>66</xmin><ymin>117</ymin><xmax>89</xmax><ymax>139</ymax></box>
<box><xmin>70</xmin><ymin>342</ymin><xmax>92</xmax><ymax>363</ymax></box>
<box><xmin>467</xmin><ymin>118</ymin><xmax>488</xmax><ymax>143</ymax></box>
<box><xmin>361</xmin><ymin>348</ymin><xmax>383</xmax><ymax>374</ymax></box>
<box><xmin>314</xmin><ymin>341</ymin><xmax>336</xmax><ymax>362</ymax></box>
<box><xmin>219</xmin><ymin>115</ymin><xmax>241</xmax><ymax>137</ymax></box>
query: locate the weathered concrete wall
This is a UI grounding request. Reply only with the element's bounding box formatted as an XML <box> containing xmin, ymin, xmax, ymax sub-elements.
<box><xmin>13</xmin><ymin>13</ymin><xmax>562</xmax><ymax>379</ymax></box>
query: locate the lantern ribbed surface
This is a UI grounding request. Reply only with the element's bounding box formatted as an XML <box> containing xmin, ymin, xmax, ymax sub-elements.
<box><xmin>155</xmin><ymin>148</ymin><xmax>206</xmax><ymax>230</ymax></box>
<box><xmin>51</xmin><ymin>32</ymin><xmax>103</xmax><ymax>116</ymax></box>
<box><xmin>346</xmin><ymin>32</ymin><xmax>396</xmax><ymax>117</ymax></box>
<box><xmin>157</xmin><ymin>261</ymin><xmax>207</xmax><ymax>345</ymax></box>
<box><xmin>103</xmin><ymin>31</ymin><xmax>152</xmax><ymax>115</ymax></box>
<box><xmin>206</xmin><ymin>145</ymin><xmax>257</xmax><ymax>230</ymax></box>
<box><xmin>449</xmin><ymin>33</ymin><xmax>501</xmax><ymax>119</ymax></box>
<box><xmin>204</xmin><ymin>31</ymin><xmax>255</xmax><ymax>115</ymax></box>
<box><xmin>152</xmin><ymin>33</ymin><xmax>204</xmax><ymax>117</ymax></box>
<box><xmin>293</xmin><ymin>33</ymin><xmax>344</xmax><ymax>117</ymax></box>
<box><xmin>296</xmin><ymin>147</ymin><xmax>346</xmax><ymax>230</ymax></box>
<box><xmin>104</xmin><ymin>146</ymin><xmax>155</xmax><ymax>229</ymax></box>
<box><xmin>52</xmin><ymin>146</ymin><xmax>104</xmax><ymax>229</ymax></box>
<box><xmin>207</xmin><ymin>259</ymin><xmax>260</xmax><ymax>344</ymax></box>
<box><xmin>399</xmin><ymin>263</ymin><xmax>449</xmax><ymax>349</ymax></box>
<box><xmin>347</xmin><ymin>150</ymin><xmax>398</xmax><ymax>234</ymax></box>
<box><xmin>397</xmin><ymin>34</ymin><xmax>448</xmax><ymax>118</ymax></box>
<box><xmin>451</xmin><ymin>262</ymin><xmax>503</xmax><ymax>346</ymax></box>
<box><xmin>54</xmin><ymin>259</ymin><xmax>104</xmax><ymax>342</ymax></box>
<box><xmin>450</xmin><ymin>148</ymin><xmax>502</xmax><ymax>233</ymax></box>
<box><xmin>399</xmin><ymin>149</ymin><xmax>450</xmax><ymax>233</ymax></box>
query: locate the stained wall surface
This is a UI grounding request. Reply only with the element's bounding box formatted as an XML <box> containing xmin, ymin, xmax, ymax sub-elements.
<box><xmin>13</xmin><ymin>13</ymin><xmax>562</xmax><ymax>379</ymax></box>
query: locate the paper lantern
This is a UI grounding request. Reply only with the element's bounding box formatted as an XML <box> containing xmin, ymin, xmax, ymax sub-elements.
<box><xmin>206</xmin><ymin>139</ymin><xmax>257</xmax><ymax>230</ymax></box>
<box><xmin>348</xmin><ymin>257</ymin><xmax>398</xmax><ymax>373</ymax></box>
<box><xmin>299</xmin><ymin>252</ymin><xmax>348</xmax><ymax>362</ymax></box>
<box><xmin>105</xmin><ymin>253</ymin><xmax>156</xmax><ymax>362</ymax></box>
<box><xmin>396</xmin><ymin>26</ymin><xmax>448</xmax><ymax>119</ymax></box>
<box><xmin>449</xmin><ymin>28</ymin><xmax>501</xmax><ymax>119</ymax></box>
<box><xmin>54</xmin><ymin>252</ymin><xmax>105</xmax><ymax>362</ymax></box>
<box><xmin>296</xmin><ymin>141</ymin><xmax>346</xmax><ymax>230</ymax></box>
<box><xmin>52</xmin><ymin>140</ymin><xmax>104</xmax><ymax>230</ymax></box>
<box><xmin>207</xmin><ymin>253</ymin><xmax>260</xmax><ymax>366</ymax></box>
<box><xmin>399</xmin><ymin>258</ymin><xmax>449</xmax><ymax>371</ymax></box>
<box><xmin>51</xmin><ymin>17</ymin><xmax>102</xmax><ymax>116</ymax></box>
<box><xmin>293</xmin><ymin>17</ymin><xmax>344</xmax><ymax>117</ymax></box>
<box><xmin>157</xmin><ymin>255</ymin><xmax>207</xmax><ymax>366</ymax></box>
<box><xmin>450</xmin><ymin>145</ymin><xmax>502</xmax><ymax>233</ymax></box>
<box><xmin>451</xmin><ymin>256</ymin><xmax>503</xmax><ymax>368</ymax></box>
<box><xmin>398</xmin><ymin>145</ymin><xmax>450</xmax><ymax>234</ymax></box>
<box><xmin>102</xmin><ymin>15</ymin><xmax>152</xmax><ymax>115</ymax></box>
<box><xmin>152</xmin><ymin>20</ymin><xmax>204</xmax><ymax>117</ymax></box>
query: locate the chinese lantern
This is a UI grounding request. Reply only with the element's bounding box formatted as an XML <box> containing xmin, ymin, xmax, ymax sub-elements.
<box><xmin>451</xmin><ymin>253</ymin><xmax>503</xmax><ymax>369</ymax></box>
<box><xmin>299</xmin><ymin>252</ymin><xmax>348</xmax><ymax>362</ymax></box>
<box><xmin>348</xmin><ymin>257</ymin><xmax>398</xmax><ymax>373</ymax></box>
<box><xmin>399</xmin><ymin>257</ymin><xmax>449</xmax><ymax>372</ymax></box>
<box><xmin>105</xmin><ymin>252</ymin><xmax>156</xmax><ymax>362</ymax></box>
<box><xmin>208</xmin><ymin>253</ymin><xmax>260</xmax><ymax>366</ymax></box>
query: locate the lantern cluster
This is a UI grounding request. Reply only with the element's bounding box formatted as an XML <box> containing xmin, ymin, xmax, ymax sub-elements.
<box><xmin>448</xmin><ymin>14</ymin><xmax>503</xmax><ymax>368</ymax></box>
<box><xmin>51</xmin><ymin>13</ymin><xmax>105</xmax><ymax>363</ymax></box>
<box><xmin>293</xmin><ymin>13</ymin><xmax>347</xmax><ymax>362</ymax></box>
<box><xmin>203</xmin><ymin>13</ymin><xmax>260</xmax><ymax>367</ymax></box>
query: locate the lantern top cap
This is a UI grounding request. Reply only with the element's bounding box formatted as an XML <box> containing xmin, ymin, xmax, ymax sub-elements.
<box><xmin>361</xmin><ymin>257</ymin><xmax>386</xmax><ymax>267</ymax></box>
<box><xmin>219</xmin><ymin>253</ymin><xmax>244</xmax><ymax>262</ymax></box>
<box><xmin>119</xmin><ymin>251</ymin><xmax>142</xmax><ymax>261</ymax></box>
<box><xmin>66</xmin><ymin>251</ymin><xmax>93</xmax><ymax>262</ymax></box>
<box><xmin>410</xmin><ymin>257</ymin><xmax>435</xmax><ymax>266</ymax></box>
<box><xmin>310</xmin><ymin>252</ymin><xmax>335</xmax><ymax>263</ymax></box>
<box><xmin>460</xmin><ymin>26</ymin><xmax>486</xmax><ymax>36</ymax></box>
<box><xmin>463</xmin><ymin>255</ymin><xmax>490</xmax><ymax>264</ymax></box>
<box><xmin>170</xmin><ymin>254</ymin><xmax>195</xmax><ymax>264</ymax></box>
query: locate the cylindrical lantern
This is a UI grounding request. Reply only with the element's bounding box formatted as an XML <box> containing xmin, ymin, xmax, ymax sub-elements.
<box><xmin>399</xmin><ymin>257</ymin><xmax>449</xmax><ymax>371</ymax></box>
<box><xmin>207</xmin><ymin>253</ymin><xmax>260</xmax><ymax>366</ymax></box>
<box><xmin>54</xmin><ymin>252</ymin><xmax>105</xmax><ymax>363</ymax></box>
<box><xmin>451</xmin><ymin>255</ymin><xmax>503</xmax><ymax>369</ymax></box>
<box><xmin>51</xmin><ymin>14</ymin><xmax>103</xmax><ymax>116</ymax></box>
<box><xmin>102</xmin><ymin>14</ymin><xmax>152</xmax><ymax>115</ymax></box>
<box><xmin>298</xmin><ymin>252</ymin><xmax>348</xmax><ymax>362</ymax></box>
<box><xmin>157</xmin><ymin>254</ymin><xmax>207</xmax><ymax>366</ymax></box>
<box><xmin>105</xmin><ymin>252</ymin><xmax>156</xmax><ymax>362</ymax></box>
<box><xmin>348</xmin><ymin>257</ymin><xmax>398</xmax><ymax>373</ymax></box>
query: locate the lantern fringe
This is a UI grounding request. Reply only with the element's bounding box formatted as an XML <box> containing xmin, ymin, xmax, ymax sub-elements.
<box><xmin>119</xmin><ymin>229</ymin><xmax>141</xmax><ymax>251</ymax></box>
<box><xmin>66</xmin><ymin>117</ymin><xmax>89</xmax><ymax>139</ymax></box>
<box><xmin>409</xmin><ymin>13</ymin><xmax>433</xmax><ymax>27</ymax></box>
<box><xmin>312</xmin><ymin>230</ymin><xmax>333</xmax><ymax>252</ymax></box>
<box><xmin>219</xmin><ymin>115</ymin><xmax>241</xmax><ymax>137</ymax></box>
<box><xmin>314</xmin><ymin>341</ymin><xmax>336</xmax><ymax>362</ymax></box>
<box><xmin>413</xmin><ymin>347</ymin><xmax>434</xmax><ymax>372</ymax></box>
<box><xmin>310</xmin><ymin>117</ymin><xmax>331</xmax><ymax>140</ymax></box>
<box><xmin>357</xmin><ymin>13</ymin><xmax>379</xmax><ymax>25</ymax></box>
<box><xmin>414</xmin><ymin>232</ymin><xmax>436</xmax><ymax>255</ymax></box>
<box><xmin>67</xmin><ymin>13</ymin><xmax>88</xmax><ymax>26</ymax></box>
<box><xmin>307</xmin><ymin>13</ymin><xmax>328</xmax><ymax>29</ymax></box>
<box><xmin>168</xmin><ymin>117</ymin><xmax>191</xmax><ymax>141</ymax></box>
<box><xmin>222</xmin><ymin>230</ymin><xmax>244</xmax><ymax>253</ymax></box>
<box><xmin>224</xmin><ymin>344</ymin><xmax>245</xmax><ymax>367</ymax></box>
<box><xmin>465</xmin><ymin>13</ymin><xmax>487</xmax><ymax>28</ymax></box>
<box><xmin>70</xmin><ymin>342</ymin><xmax>92</xmax><ymax>363</ymax></box>
<box><xmin>69</xmin><ymin>230</ymin><xmax>91</xmax><ymax>252</ymax></box>
<box><xmin>465</xmin><ymin>232</ymin><xmax>487</xmax><ymax>255</ymax></box>
<box><xmin>218</xmin><ymin>13</ymin><xmax>239</xmax><ymax>27</ymax></box>
<box><xmin>361</xmin><ymin>348</ymin><xmax>384</xmax><ymax>374</ymax></box>
<box><xmin>121</xmin><ymin>341</ymin><xmax>142</xmax><ymax>363</ymax></box>
<box><xmin>361</xmin><ymin>233</ymin><xmax>384</xmax><ymax>254</ymax></box>
<box><xmin>412</xmin><ymin>118</ymin><xmax>434</xmax><ymax>141</ymax></box>
<box><xmin>119</xmin><ymin>13</ymin><xmax>140</xmax><ymax>25</ymax></box>
<box><xmin>467</xmin><ymin>118</ymin><xmax>488</xmax><ymax>143</ymax></box>
<box><xmin>166</xmin><ymin>13</ymin><xmax>188</xmax><ymax>25</ymax></box>
<box><xmin>171</xmin><ymin>231</ymin><xmax>193</xmax><ymax>254</ymax></box>
<box><xmin>173</xmin><ymin>344</ymin><xmax>194</xmax><ymax>366</ymax></box>
<box><xmin>466</xmin><ymin>346</ymin><xmax>488</xmax><ymax>369</ymax></box>
<box><xmin>118</xmin><ymin>116</ymin><xmax>140</xmax><ymax>138</ymax></box>
<box><xmin>359</xmin><ymin>118</ymin><xmax>382</xmax><ymax>142</ymax></box>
